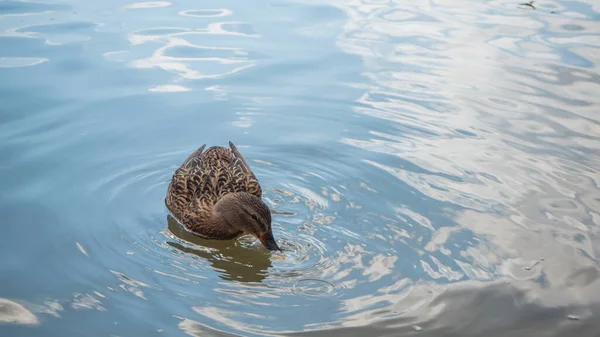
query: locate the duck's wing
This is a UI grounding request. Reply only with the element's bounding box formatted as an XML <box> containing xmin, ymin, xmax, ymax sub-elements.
<box><xmin>167</xmin><ymin>143</ymin><xmax>263</xmax><ymax>212</ymax></box>
<box><xmin>228</xmin><ymin>141</ymin><xmax>262</xmax><ymax>198</ymax></box>
<box><xmin>166</xmin><ymin>145</ymin><xmax>209</xmax><ymax>212</ymax></box>
<box><xmin>228</xmin><ymin>141</ymin><xmax>251</xmax><ymax>174</ymax></box>
<box><xmin>181</xmin><ymin>144</ymin><xmax>206</xmax><ymax>169</ymax></box>
<box><xmin>187</xmin><ymin>145</ymin><xmax>245</xmax><ymax>200</ymax></box>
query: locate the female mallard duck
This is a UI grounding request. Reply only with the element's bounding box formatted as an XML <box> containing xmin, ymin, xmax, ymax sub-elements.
<box><xmin>165</xmin><ymin>142</ymin><xmax>280</xmax><ymax>251</ymax></box>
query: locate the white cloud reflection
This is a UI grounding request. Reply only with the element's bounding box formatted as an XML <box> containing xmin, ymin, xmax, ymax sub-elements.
<box><xmin>325</xmin><ymin>0</ymin><xmax>600</xmax><ymax>330</ymax></box>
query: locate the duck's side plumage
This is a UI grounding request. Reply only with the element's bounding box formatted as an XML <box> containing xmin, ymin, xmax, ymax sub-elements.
<box><xmin>166</xmin><ymin>142</ymin><xmax>263</xmax><ymax>238</ymax></box>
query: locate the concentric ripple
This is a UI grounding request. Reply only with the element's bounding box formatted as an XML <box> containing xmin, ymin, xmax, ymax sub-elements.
<box><xmin>1</xmin><ymin>0</ymin><xmax>600</xmax><ymax>336</ymax></box>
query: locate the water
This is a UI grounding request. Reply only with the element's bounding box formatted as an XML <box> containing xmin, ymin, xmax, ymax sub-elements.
<box><xmin>1</xmin><ymin>0</ymin><xmax>599</xmax><ymax>336</ymax></box>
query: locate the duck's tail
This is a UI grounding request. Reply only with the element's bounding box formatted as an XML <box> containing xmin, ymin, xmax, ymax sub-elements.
<box><xmin>181</xmin><ymin>144</ymin><xmax>206</xmax><ymax>166</ymax></box>
<box><xmin>229</xmin><ymin>141</ymin><xmax>251</xmax><ymax>174</ymax></box>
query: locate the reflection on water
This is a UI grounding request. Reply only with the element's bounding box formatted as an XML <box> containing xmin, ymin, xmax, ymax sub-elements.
<box><xmin>0</xmin><ymin>299</ymin><xmax>38</xmax><ymax>325</ymax></box>
<box><xmin>166</xmin><ymin>215</ymin><xmax>273</xmax><ymax>283</ymax></box>
<box><xmin>1</xmin><ymin>0</ymin><xmax>600</xmax><ymax>336</ymax></box>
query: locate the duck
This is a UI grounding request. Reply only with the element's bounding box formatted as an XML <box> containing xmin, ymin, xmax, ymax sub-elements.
<box><xmin>165</xmin><ymin>142</ymin><xmax>280</xmax><ymax>251</ymax></box>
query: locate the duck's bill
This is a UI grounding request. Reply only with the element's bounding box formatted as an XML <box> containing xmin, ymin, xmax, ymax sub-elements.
<box><xmin>259</xmin><ymin>231</ymin><xmax>281</xmax><ymax>251</ymax></box>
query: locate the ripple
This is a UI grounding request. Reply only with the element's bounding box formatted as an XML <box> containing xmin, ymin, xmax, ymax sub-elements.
<box><xmin>2</xmin><ymin>20</ymin><xmax>97</xmax><ymax>46</ymax></box>
<box><xmin>16</xmin><ymin>21</ymin><xmax>96</xmax><ymax>34</ymax></box>
<box><xmin>179</xmin><ymin>9</ymin><xmax>232</xmax><ymax>18</ymax></box>
<box><xmin>0</xmin><ymin>1</ymin><xmax>69</xmax><ymax>17</ymax></box>
<box><xmin>2</xmin><ymin>0</ymin><xmax>600</xmax><ymax>335</ymax></box>
<box><xmin>149</xmin><ymin>84</ymin><xmax>191</xmax><ymax>92</ymax></box>
<box><xmin>0</xmin><ymin>57</ymin><xmax>47</xmax><ymax>67</ymax></box>
<box><xmin>110</xmin><ymin>18</ymin><xmax>260</xmax><ymax>88</ymax></box>
<box><xmin>293</xmin><ymin>279</ymin><xmax>336</xmax><ymax>297</ymax></box>
<box><xmin>125</xmin><ymin>1</ymin><xmax>171</xmax><ymax>9</ymax></box>
<box><xmin>0</xmin><ymin>299</ymin><xmax>38</xmax><ymax>325</ymax></box>
<box><xmin>132</xmin><ymin>27</ymin><xmax>191</xmax><ymax>37</ymax></box>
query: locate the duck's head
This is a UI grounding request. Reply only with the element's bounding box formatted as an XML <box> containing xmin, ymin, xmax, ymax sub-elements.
<box><xmin>214</xmin><ymin>192</ymin><xmax>280</xmax><ymax>251</ymax></box>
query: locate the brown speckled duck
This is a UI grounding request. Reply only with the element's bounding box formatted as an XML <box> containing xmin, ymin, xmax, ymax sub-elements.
<box><xmin>165</xmin><ymin>142</ymin><xmax>280</xmax><ymax>251</ymax></box>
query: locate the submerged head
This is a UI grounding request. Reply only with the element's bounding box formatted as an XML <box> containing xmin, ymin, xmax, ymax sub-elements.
<box><xmin>214</xmin><ymin>192</ymin><xmax>280</xmax><ymax>251</ymax></box>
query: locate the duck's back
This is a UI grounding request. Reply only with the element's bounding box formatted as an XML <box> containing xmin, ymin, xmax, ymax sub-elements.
<box><xmin>165</xmin><ymin>144</ymin><xmax>262</xmax><ymax>219</ymax></box>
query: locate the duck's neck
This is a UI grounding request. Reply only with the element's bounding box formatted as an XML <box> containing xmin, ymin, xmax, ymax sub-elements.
<box><xmin>181</xmin><ymin>208</ymin><xmax>240</xmax><ymax>240</ymax></box>
<box><xmin>205</xmin><ymin>210</ymin><xmax>242</xmax><ymax>240</ymax></box>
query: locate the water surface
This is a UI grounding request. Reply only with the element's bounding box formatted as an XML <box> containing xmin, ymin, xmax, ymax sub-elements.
<box><xmin>1</xmin><ymin>0</ymin><xmax>600</xmax><ymax>336</ymax></box>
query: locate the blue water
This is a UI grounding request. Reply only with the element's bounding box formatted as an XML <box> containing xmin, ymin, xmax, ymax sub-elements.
<box><xmin>1</xmin><ymin>0</ymin><xmax>600</xmax><ymax>336</ymax></box>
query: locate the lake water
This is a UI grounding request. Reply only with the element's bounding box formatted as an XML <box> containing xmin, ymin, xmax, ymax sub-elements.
<box><xmin>1</xmin><ymin>0</ymin><xmax>600</xmax><ymax>336</ymax></box>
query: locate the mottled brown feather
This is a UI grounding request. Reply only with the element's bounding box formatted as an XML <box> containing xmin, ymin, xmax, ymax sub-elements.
<box><xmin>165</xmin><ymin>142</ymin><xmax>263</xmax><ymax>238</ymax></box>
